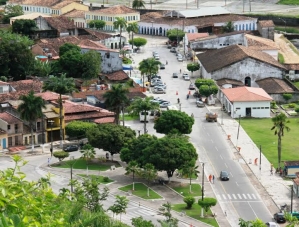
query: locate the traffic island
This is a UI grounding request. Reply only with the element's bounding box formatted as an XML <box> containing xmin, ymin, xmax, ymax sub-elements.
<box><xmin>118</xmin><ymin>183</ymin><xmax>163</xmax><ymax>199</ymax></box>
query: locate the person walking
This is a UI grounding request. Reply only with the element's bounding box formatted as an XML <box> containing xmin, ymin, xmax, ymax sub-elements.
<box><xmin>188</xmin><ymin>90</ymin><xmax>191</xmax><ymax>95</ymax></box>
<box><xmin>187</xmin><ymin>94</ymin><xmax>189</xmax><ymax>100</ymax></box>
<box><xmin>180</xmin><ymin>69</ymin><xmax>182</xmax><ymax>73</ymax></box>
<box><xmin>177</xmin><ymin>98</ymin><xmax>180</xmax><ymax>103</ymax></box>
<box><xmin>166</xmin><ymin>60</ymin><xmax>168</xmax><ymax>65</ymax></box>
<box><xmin>209</xmin><ymin>174</ymin><xmax>212</xmax><ymax>183</ymax></box>
<box><xmin>212</xmin><ymin>175</ymin><xmax>215</xmax><ymax>183</ymax></box>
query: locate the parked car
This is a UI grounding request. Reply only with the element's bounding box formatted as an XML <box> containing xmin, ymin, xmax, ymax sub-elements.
<box><xmin>172</xmin><ymin>73</ymin><xmax>178</xmax><ymax>78</ymax></box>
<box><xmin>160</xmin><ymin>101</ymin><xmax>171</xmax><ymax>108</ymax></box>
<box><xmin>266</xmin><ymin>222</ymin><xmax>279</xmax><ymax>227</ymax></box>
<box><xmin>290</xmin><ymin>211</ymin><xmax>299</xmax><ymax>219</ymax></box>
<box><xmin>196</xmin><ymin>100</ymin><xmax>205</xmax><ymax>107</ymax></box>
<box><xmin>151</xmin><ymin>74</ymin><xmax>161</xmax><ymax>79</ymax></box>
<box><xmin>63</xmin><ymin>145</ymin><xmax>79</xmax><ymax>152</ymax></box>
<box><xmin>154</xmin><ymin>87</ymin><xmax>166</xmax><ymax>94</ymax></box>
<box><xmin>177</xmin><ymin>56</ymin><xmax>183</xmax><ymax>62</ymax></box>
<box><xmin>170</xmin><ymin>47</ymin><xmax>176</xmax><ymax>53</ymax></box>
<box><xmin>193</xmin><ymin>91</ymin><xmax>200</xmax><ymax>98</ymax></box>
<box><xmin>167</xmin><ymin>44</ymin><xmax>172</xmax><ymax>49</ymax></box>
<box><xmin>189</xmin><ymin>83</ymin><xmax>196</xmax><ymax>90</ymax></box>
<box><xmin>160</xmin><ymin>64</ymin><xmax>166</xmax><ymax>69</ymax></box>
<box><xmin>220</xmin><ymin>171</ymin><xmax>229</xmax><ymax>181</ymax></box>
<box><xmin>176</xmin><ymin>53</ymin><xmax>182</xmax><ymax>57</ymax></box>
<box><xmin>273</xmin><ymin>212</ymin><xmax>286</xmax><ymax>223</ymax></box>
<box><xmin>152</xmin><ymin>51</ymin><xmax>158</xmax><ymax>56</ymax></box>
<box><xmin>154</xmin><ymin>55</ymin><xmax>160</xmax><ymax>60</ymax></box>
<box><xmin>183</xmin><ymin>74</ymin><xmax>190</xmax><ymax>80</ymax></box>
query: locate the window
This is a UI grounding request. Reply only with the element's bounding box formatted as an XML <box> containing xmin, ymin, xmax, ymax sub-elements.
<box><xmin>261</xmin><ymin>107</ymin><xmax>264</xmax><ymax>109</ymax></box>
<box><xmin>265</xmin><ymin>107</ymin><xmax>269</xmax><ymax>109</ymax></box>
<box><xmin>236</xmin><ymin>107</ymin><xmax>240</xmax><ymax>110</ymax></box>
<box><xmin>253</xmin><ymin>107</ymin><xmax>256</xmax><ymax>109</ymax></box>
<box><xmin>7</xmin><ymin>125</ymin><xmax>10</xmax><ymax>130</ymax></box>
<box><xmin>257</xmin><ymin>107</ymin><xmax>260</xmax><ymax>109</ymax></box>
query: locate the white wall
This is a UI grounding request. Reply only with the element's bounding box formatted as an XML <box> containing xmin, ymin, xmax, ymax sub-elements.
<box><xmin>231</xmin><ymin>101</ymin><xmax>271</xmax><ymax>118</ymax></box>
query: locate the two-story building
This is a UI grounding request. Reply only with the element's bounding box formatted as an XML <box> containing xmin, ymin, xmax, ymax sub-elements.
<box><xmin>7</xmin><ymin>0</ymin><xmax>89</xmax><ymax>16</ymax></box>
<box><xmin>0</xmin><ymin>112</ymin><xmax>23</xmax><ymax>147</ymax></box>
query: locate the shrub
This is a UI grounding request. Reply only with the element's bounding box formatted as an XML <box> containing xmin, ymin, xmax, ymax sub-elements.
<box><xmin>103</xmin><ymin>176</ymin><xmax>110</xmax><ymax>182</ymax></box>
<box><xmin>53</xmin><ymin>151</ymin><xmax>69</xmax><ymax>162</ymax></box>
<box><xmin>283</xmin><ymin>93</ymin><xmax>292</xmax><ymax>103</ymax></box>
<box><xmin>288</xmin><ymin>103</ymin><xmax>295</xmax><ymax>108</ymax></box>
<box><xmin>183</xmin><ymin>196</ymin><xmax>195</xmax><ymax>209</ymax></box>
<box><xmin>295</xmin><ymin>107</ymin><xmax>299</xmax><ymax>113</ymax></box>
<box><xmin>271</xmin><ymin>101</ymin><xmax>277</xmax><ymax>109</ymax></box>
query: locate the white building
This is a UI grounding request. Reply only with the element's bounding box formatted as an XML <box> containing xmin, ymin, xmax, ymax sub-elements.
<box><xmin>220</xmin><ymin>87</ymin><xmax>272</xmax><ymax>118</ymax></box>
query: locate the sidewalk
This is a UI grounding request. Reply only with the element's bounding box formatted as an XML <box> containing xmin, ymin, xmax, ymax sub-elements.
<box><xmin>207</xmin><ymin>99</ymin><xmax>299</xmax><ymax>214</ymax></box>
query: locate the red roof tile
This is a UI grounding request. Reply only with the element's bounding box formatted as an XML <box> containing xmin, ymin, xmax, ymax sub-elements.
<box><xmin>104</xmin><ymin>70</ymin><xmax>129</xmax><ymax>81</ymax></box>
<box><xmin>44</xmin><ymin>16</ymin><xmax>76</xmax><ymax>33</ymax></box>
<box><xmin>91</xmin><ymin>5</ymin><xmax>138</xmax><ymax>14</ymax></box>
<box><xmin>35</xmin><ymin>91</ymin><xmax>70</xmax><ymax>101</ymax></box>
<box><xmin>222</xmin><ymin>87</ymin><xmax>272</xmax><ymax>102</ymax></box>
<box><xmin>187</xmin><ymin>33</ymin><xmax>209</xmax><ymax>41</ymax></box>
<box><xmin>94</xmin><ymin>117</ymin><xmax>115</xmax><ymax>124</ymax></box>
<box><xmin>0</xmin><ymin>112</ymin><xmax>22</xmax><ymax>124</ymax></box>
<box><xmin>258</xmin><ymin>20</ymin><xmax>275</xmax><ymax>27</ymax></box>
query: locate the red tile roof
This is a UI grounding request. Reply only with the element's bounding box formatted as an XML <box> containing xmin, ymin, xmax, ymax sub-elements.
<box><xmin>35</xmin><ymin>91</ymin><xmax>70</xmax><ymax>101</ymax></box>
<box><xmin>62</xmin><ymin>9</ymin><xmax>85</xmax><ymax>18</ymax></box>
<box><xmin>0</xmin><ymin>112</ymin><xmax>22</xmax><ymax>124</ymax></box>
<box><xmin>104</xmin><ymin>70</ymin><xmax>129</xmax><ymax>81</ymax></box>
<box><xmin>222</xmin><ymin>87</ymin><xmax>272</xmax><ymax>102</ymax></box>
<box><xmin>9</xmin><ymin>79</ymin><xmax>43</xmax><ymax>92</ymax></box>
<box><xmin>256</xmin><ymin>78</ymin><xmax>295</xmax><ymax>94</ymax></box>
<box><xmin>72</xmin><ymin>90</ymin><xmax>106</xmax><ymax>100</ymax></box>
<box><xmin>7</xmin><ymin>0</ymin><xmax>68</xmax><ymax>7</ymax></box>
<box><xmin>91</xmin><ymin>5</ymin><xmax>138</xmax><ymax>14</ymax></box>
<box><xmin>44</xmin><ymin>16</ymin><xmax>76</xmax><ymax>33</ymax></box>
<box><xmin>187</xmin><ymin>33</ymin><xmax>209</xmax><ymax>41</ymax></box>
<box><xmin>258</xmin><ymin>20</ymin><xmax>275</xmax><ymax>28</ymax></box>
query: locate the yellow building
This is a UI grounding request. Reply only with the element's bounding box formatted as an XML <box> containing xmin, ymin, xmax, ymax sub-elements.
<box><xmin>85</xmin><ymin>5</ymin><xmax>140</xmax><ymax>32</ymax></box>
<box><xmin>51</xmin><ymin>1</ymin><xmax>89</xmax><ymax>16</ymax></box>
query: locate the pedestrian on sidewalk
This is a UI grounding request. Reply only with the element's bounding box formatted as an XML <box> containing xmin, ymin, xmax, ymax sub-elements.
<box><xmin>188</xmin><ymin>90</ymin><xmax>191</xmax><ymax>95</ymax></box>
<box><xmin>166</xmin><ymin>60</ymin><xmax>168</xmax><ymax>65</ymax></box>
<box><xmin>177</xmin><ymin>98</ymin><xmax>180</xmax><ymax>104</ymax></box>
<box><xmin>209</xmin><ymin>174</ymin><xmax>212</xmax><ymax>182</ymax></box>
<box><xmin>180</xmin><ymin>69</ymin><xmax>182</xmax><ymax>73</ymax></box>
<box><xmin>212</xmin><ymin>175</ymin><xmax>215</xmax><ymax>183</ymax></box>
<box><xmin>187</xmin><ymin>94</ymin><xmax>189</xmax><ymax>100</ymax></box>
<box><xmin>270</xmin><ymin>164</ymin><xmax>273</xmax><ymax>175</ymax></box>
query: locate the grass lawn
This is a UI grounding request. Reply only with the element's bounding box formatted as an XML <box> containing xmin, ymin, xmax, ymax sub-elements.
<box><xmin>294</xmin><ymin>81</ymin><xmax>299</xmax><ymax>89</ymax></box>
<box><xmin>278</xmin><ymin>0</ymin><xmax>299</xmax><ymax>5</ymax></box>
<box><xmin>172</xmin><ymin>183</ymin><xmax>202</xmax><ymax>197</ymax></box>
<box><xmin>78</xmin><ymin>174</ymin><xmax>114</xmax><ymax>184</ymax></box>
<box><xmin>172</xmin><ymin>203</ymin><xmax>219</xmax><ymax>227</ymax></box>
<box><xmin>119</xmin><ymin>183</ymin><xmax>162</xmax><ymax>199</ymax></box>
<box><xmin>53</xmin><ymin>159</ymin><xmax>119</xmax><ymax>171</ymax></box>
<box><xmin>123</xmin><ymin>115</ymin><xmax>139</xmax><ymax>121</ymax></box>
<box><xmin>240</xmin><ymin>118</ymin><xmax>299</xmax><ymax>167</ymax></box>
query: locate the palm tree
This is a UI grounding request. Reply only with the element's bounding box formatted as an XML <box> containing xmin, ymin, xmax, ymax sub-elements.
<box><xmin>271</xmin><ymin>113</ymin><xmax>290</xmax><ymax>168</ymax></box>
<box><xmin>126</xmin><ymin>22</ymin><xmax>139</xmax><ymax>50</ymax></box>
<box><xmin>103</xmin><ymin>83</ymin><xmax>129</xmax><ymax>125</ymax></box>
<box><xmin>18</xmin><ymin>90</ymin><xmax>46</xmax><ymax>152</ymax></box>
<box><xmin>128</xmin><ymin>97</ymin><xmax>159</xmax><ymax>134</ymax></box>
<box><xmin>222</xmin><ymin>21</ymin><xmax>234</xmax><ymax>33</ymax></box>
<box><xmin>132</xmin><ymin>0</ymin><xmax>145</xmax><ymax>9</ymax></box>
<box><xmin>139</xmin><ymin>58</ymin><xmax>161</xmax><ymax>88</ymax></box>
<box><xmin>181</xmin><ymin>161</ymin><xmax>200</xmax><ymax>193</ymax></box>
<box><xmin>141</xmin><ymin>163</ymin><xmax>157</xmax><ymax>197</ymax></box>
<box><xmin>113</xmin><ymin>17</ymin><xmax>127</xmax><ymax>50</ymax></box>
<box><xmin>80</xmin><ymin>144</ymin><xmax>96</xmax><ymax>163</ymax></box>
<box><xmin>125</xmin><ymin>161</ymin><xmax>140</xmax><ymax>191</ymax></box>
<box><xmin>42</xmin><ymin>74</ymin><xmax>76</xmax><ymax>148</ymax></box>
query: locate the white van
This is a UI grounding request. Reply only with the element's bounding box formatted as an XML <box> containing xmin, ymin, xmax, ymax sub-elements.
<box><xmin>167</xmin><ymin>105</ymin><xmax>179</xmax><ymax>111</ymax></box>
<box><xmin>139</xmin><ymin>111</ymin><xmax>155</xmax><ymax>122</ymax></box>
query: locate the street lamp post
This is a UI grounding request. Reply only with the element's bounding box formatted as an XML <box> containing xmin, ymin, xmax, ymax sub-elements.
<box><xmin>69</xmin><ymin>156</ymin><xmax>79</xmax><ymax>193</ymax></box>
<box><xmin>48</xmin><ymin>120</ymin><xmax>54</xmax><ymax>157</ymax></box>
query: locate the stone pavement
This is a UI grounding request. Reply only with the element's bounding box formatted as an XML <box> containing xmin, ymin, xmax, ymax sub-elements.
<box><xmin>207</xmin><ymin>99</ymin><xmax>299</xmax><ymax>215</ymax></box>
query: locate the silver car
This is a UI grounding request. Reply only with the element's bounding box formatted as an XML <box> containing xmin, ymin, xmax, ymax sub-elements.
<box><xmin>177</xmin><ymin>56</ymin><xmax>183</xmax><ymax>62</ymax></box>
<box><xmin>154</xmin><ymin>87</ymin><xmax>166</xmax><ymax>94</ymax></box>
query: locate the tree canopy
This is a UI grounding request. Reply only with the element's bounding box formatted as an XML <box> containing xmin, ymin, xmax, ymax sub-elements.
<box><xmin>222</xmin><ymin>21</ymin><xmax>234</xmax><ymax>33</ymax></box>
<box><xmin>86</xmin><ymin>123</ymin><xmax>136</xmax><ymax>158</ymax></box>
<box><xmin>88</xmin><ymin>20</ymin><xmax>106</xmax><ymax>30</ymax></box>
<box><xmin>154</xmin><ymin>110</ymin><xmax>194</xmax><ymax>135</ymax></box>
<box><xmin>129</xmin><ymin>37</ymin><xmax>147</xmax><ymax>48</ymax></box>
<box><xmin>195</xmin><ymin>79</ymin><xmax>218</xmax><ymax>97</ymax></box>
<box><xmin>12</xmin><ymin>19</ymin><xmax>37</xmax><ymax>36</ymax></box>
<box><xmin>1</xmin><ymin>4</ymin><xmax>23</xmax><ymax>23</ymax></box>
<box><xmin>166</xmin><ymin>29</ymin><xmax>185</xmax><ymax>42</ymax></box>
<box><xmin>0</xmin><ymin>31</ymin><xmax>34</xmax><ymax>80</ymax></box>
<box><xmin>187</xmin><ymin>63</ymin><xmax>200</xmax><ymax>77</ymax></box>
<box><xmin>65</xmin><ymin>121</ymin><xmax>96</xmax><ymax>139</ymax></box>
<box><xmin>120</xmin><ymin>135</ymin><xmax>198</xmax><ymax>178</ymax></box>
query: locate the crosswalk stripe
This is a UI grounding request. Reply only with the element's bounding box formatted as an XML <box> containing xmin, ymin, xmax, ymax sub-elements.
<box><xmin>252</xmin><ymin>194</ymin><xmax>257</xmax><ymax>199</ymax></box>
<box><xmin>238</xmin><ymin>194</ymin><xmax>242</xmax><ymax>199</ymax></box>
<box><xmin>217</xmin><ymin>193</ymin><xmax>260</xmax><ymax>201</ymax></box>
<box><xmin>227</xmin><ymin>194</ymin><xmax>232</xmax><ymax>199</ymax></box>
<box><xmin>247</xmin><ymin>194</ymin><xmax>252</xmax><ymax>199</ymax></box>
<box><xmin>232</xmin><ymin>194</ymin><xmax>237</xmax><ymax>199</ymax></box>
<box><xmin>222</xmin><ymin>194</ymin><xmax>226</xmax><ymax>200</ymax></box>
<box><xmin>243</xmin><ymin>194</ymin><xmax>247</xmax><ymax>199</ymax></box>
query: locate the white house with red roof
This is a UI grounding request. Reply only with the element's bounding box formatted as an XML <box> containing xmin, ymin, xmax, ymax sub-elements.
<box><xmin>221</xmin><ymin>86</ymin><xmax>272</xmax><ymax>118</ymax></box>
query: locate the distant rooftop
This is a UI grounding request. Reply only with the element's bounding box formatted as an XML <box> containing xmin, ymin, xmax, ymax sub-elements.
<box><xmin>164</xmin><ymin>7</ymin><xmax>231</xmax><ymax>18</ymax></box>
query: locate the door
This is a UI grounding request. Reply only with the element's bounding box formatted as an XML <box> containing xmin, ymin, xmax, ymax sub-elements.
<box><xmin>246</xmin><ymin>107</ymin><xmax>251</xmax><ymax>117</ymax></box>
<box><xmin>2</xmin><ymin>138</ymin><xmax>6</xmax><ymax>149</ymax></box>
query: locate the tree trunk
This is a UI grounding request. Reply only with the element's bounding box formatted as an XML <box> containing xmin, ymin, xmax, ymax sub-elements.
<box><xmin>189</xmin><ymin>177</ymin><xmax>192</xmax><ymax>193</ymax></box>
<box><xmin>278</xmin><ymin>134</ymin><xmax>282</xmax><ymax>168</ymax></box>
<box><xmin>132</xmin><ymin>173</ymin><xmax>135</xmax><ymax>191</ymax></box>
<box><xmin>147</xmin><ymin>186</ymin><xmax>150</xmax><ymax>197</ymax></box>
<box><xmin>59</xmin><ymin>94</ymin><xmax>63</xmax><ymax>149</ymax></box>
<box><xmin>144</xmin><ymin>113</ymin><xmax>147</xmax><ymax>134</ymax></box>
<box><xmin>119</xmin><ymin>30</ymin><xmax>122</xmax><ymax>50</ymax></box>
<box><xmin>131</xmin><ymin>32</ymin><xmax>134</xmax><ymax>51</ymax></box>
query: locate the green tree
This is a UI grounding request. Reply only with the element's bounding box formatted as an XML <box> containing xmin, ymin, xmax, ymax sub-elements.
<box><xmin>158</xmin><ymin>202</ymin><xmax>178</xmax><ymax>226</ymax></box>
<box><xmin>113</xmin><ymin>17</ymin><xmax>127</xmax><ymax>50</ymax></box>
<box><xmin>32</xmin><ymin>60</ymin><xmax>52</xmax><ymax>77</ymax></box>
<box><xmin>126</xmin><ymin>22</ymin><xmax>139</xmax><ymax>50</ymax></box>
<box><xmin>222</xmin><ymin>21</ymin><xmax>234</xmax><ymax>33</ymax></box>
<box><xmin>65</xmin><ymin>121</ymin><xmax>96</xmax><ymax>139</ymax></box>
<box><xmin>86</xmin><ymin>123</ymin><xmax>136</xmax><ymax>160</ymax></box>
<box><xmin>131</xmin><ymin>216</ymin><xmax>154</xmax><ymax>227</ymax></box>
<box><xmin>194</xmin><ymin>78</ymin><xmax>215</xmax><ymax>88</ymax></box>
<box><xmin>166</xmin><ymin>29</ymin><xmax>185</xmax><ymax>43</ymax></box>
<box><xmin>103</xmin><ymin>83</ymin><xmax>129</xmax><ymax>125</ymax></box>
<box><xmin>181</xmin><ymin>161</ymin><xmax>199</xmax><ymax>193</ymax></box>
<box><xmin>37</xmin><ymin>174</ymin><xmax>51</xmax><ymax>189</ymax></box>
<box><xmin>80</xmin><ymin>143</ymin><xmax>96</xmax><ymax>164</ymax></box>
<box><xmin>120</xmin><ymin>134</ymin><xmax>157</xmax><ymax>165</ymax></box>
<box><xmin>88</xmin><ymin>20</ymin><xmax>106</xmax><ymax>30</ymax></box>
<box><xmin>108</xmin><ymin>195</ymin><xmax>129</xmax><ymax>221</ymax></box>
<box><xmin>129</xmin><ymin>37</ymin><xmax>147</xmax><ymax>49</ymax></box>
<box><xmin>0</xmin><ymin>31</ymin><xmax>34</xmax><ymax>80</ymax></box>
<box><xmin>154</xmin><ymin>110</ymin><xmax>194</xmax><ymax>135</ymax></box>
<box><xmin>138</xmin><ymin>58</ymin><xmax>161</xmax><ymax>86</ymax></box>
<box><xmin>271</xmin><ymin>113</ymin><xmax>290</xmax><ymax>168</ymax></box>
<box><xmin>186</xmin><ymin>63</ymin><xmax>200</xmax><ymax>78</ymax></box>
<box><xmin>17</xmin><ymin>90</ymin><xmax>46</xmax><ymax>152</ymax></box>
<box><xmin>53</xmin><ymin>151</ymin><xmax>69</xmax><ymax>161</ymax></box>
<box><xmin>198</xmin><ymin>197</ymin><xmax>217</xmax><ymax>216</ymax></box>
<box><xmin>59</xmin><ymin>49</ymin><xmax>83</xmax><ymax>78</ymax></box>
<box><xmin>141</xmin><ymin>163</ymin><xmax>157</xmax><ymax>197</ymax></box>
<box><xmin>132</xmin><ymin>0</ymin><xmax>145</xmax><ymax>9</ymax></box>
<box><xmin>125</xmin><ymin>161</ymin><xmax>140</xmax><ymax>191</ymax></box>
<box><xmin>59</xmin><ymin>43</ymin><xmax>81</xmax><ymax>56</ymax></box>
<box><xmin>199</xmin><ymin>84</ymin><xmax>218</xmax><ymax>98</ymax></box>
<box><xmin>12</xmin><ymin>19</ymin><xmax>37</xmax><ymax>36</ymax></box>
<box><xmin>128</xmin><ymin>97</ymin><xmax>159</xmax><ymax>134</ymax></box>
<box><xmin>43</xmin><ymin>74</ymin><xmax>77</xmax><ymax>148</ymax></box>
<box><xmin>183</xmin><ymin>196</ymin><xmax>195</xmax><ymax>209</ymax></box>
<box><xmin>283</xmin><ymin>93</ymin><xmax>292</xmax><ymax>103</ymax></box>
<box><xmin>82</xmin><ymin>50</ymin><xmax>101</xmax><ymax>80</ymax></box>
<box><xmin>2</xmin><ymin>5</ymin><xmax>23</xmax><ymax>24</ymax></box>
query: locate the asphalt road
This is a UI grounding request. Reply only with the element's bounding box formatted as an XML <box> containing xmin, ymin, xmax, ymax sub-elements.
<box><xmin>128</xmin><ymin>36</ymin><xmax>273</xmax><ymax>225</ymax></box>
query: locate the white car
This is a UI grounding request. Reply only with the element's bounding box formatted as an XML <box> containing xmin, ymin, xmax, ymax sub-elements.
<box><xmin>183</xmin><ymin>75</ymin><xmax>190</xmax><ymax>81</ymax></box>
<box><xmin>177</xmin><ymin>56</ymin><xmax>183</xmax><ymax>62</ymax></box>
<box><xmin>154</xmin><ymin>87</ymin><xmax>166</xmax><ymax>94</ymax></box>
<box><xmin>154</xmin><ymin>84</ymin><xmax>167</xmax><ymax>90</ymax></box>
